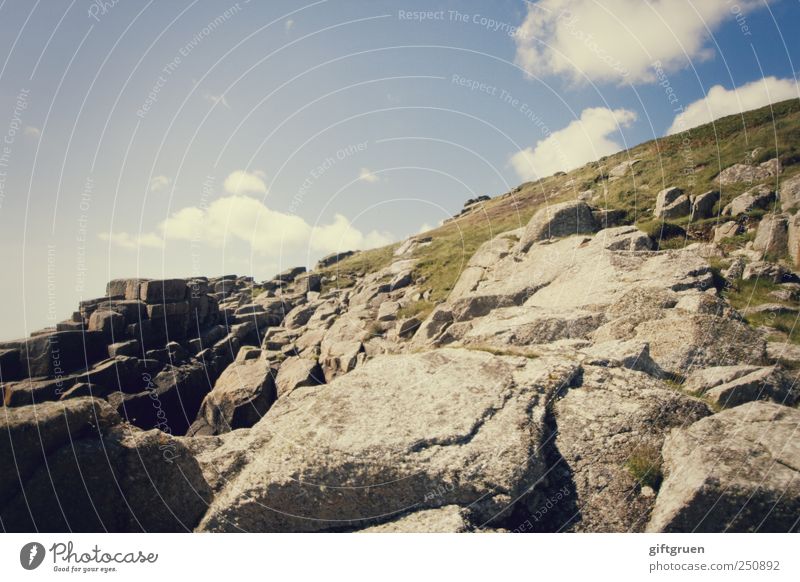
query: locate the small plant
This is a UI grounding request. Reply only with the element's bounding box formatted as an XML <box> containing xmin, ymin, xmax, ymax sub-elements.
<box><xmin>625</xmin><ymin>444</ymin><xmax>663</xmax><ymax>490</ymax></box>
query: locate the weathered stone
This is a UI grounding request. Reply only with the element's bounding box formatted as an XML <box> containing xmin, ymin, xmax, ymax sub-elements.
<box><xmin>0</xmin><ymin>398</ymin><xmax>212</xmax><ymax>532</ymax></box>
<box><xmin>552</xmin><ymin>366</ymin><xmax>710</xmax><ymax>532</ymax></box>
<box><xmin>108</xmin><ymin>339</ymin><xmax>140</xmax><ymax>358</ymax></box>
<box><xmin>717</xmin><ymin>159</ymin><xmax>780</xmax><ymax>186</ymax></box>
<box><xmin>139</xmin><ymin>279</ymin><xmax>188</xmax><ymax>303</ymax></box>
<box><xmin>721</xmin><ymin>184</ymin><xmax>776</xmax><ymax>216</ymax></box>
<box><xmin>653</xmin><ymin>187</ymin><xmax>690</xmax><ymax>219</ymax></box>
<box><xmin>713</xmin><ymin>221</ymin><xmax>740</xmax><ymax>242</ymax></box>
<box><xmin>315</xmin><ymin>251</ymin><xmax>356</xmax><ymax>269</ymax></box>
<box><xmin>358</xmin><ymin>506</ymin><xmax>471</xmax><ymax>533</ymax></box>
<box><xmin>88</xmin><ymin>310</ymin><xmax>125</xmax><ymax>338</ymax></box>
<box><xmin>191</xmin><ymin>348</ymin><xmax>276</xmax><ymax>435</ymax></box>
<box><xmin>520</xmin><ymin>201</ymin><xmax>597</xmax><ymax>249</ymax></box>
<box><xmin>779</xmin><ymin>172</ymin><xmax>800</xmax><ymax>212</ymax></box>
<box><xmin>701</xmin><ymin>366</ymin><xmax>798</xmax><ymax>408</ymax></box>
<box><xmin>273</xmin><ymin>266</ymin><xmax>306</xmax><ymax>283</ymax></box>
<box><xmin>690</xmin><ymin>190</ymin><xmax>719</xmax><ymax>220</ymax></box>
<box><xmin>787</xmin><ymin>213</ymin><xmax>800</xmax><ymax>267</ymax></box>
<box><xmin>753</xmin><ymin>213</ymin><xmax>788</xmax><ymax>257</ymax></box>
<box><xmin>274</xmin><ymin>356</ymin><xmax>323</xmax><ymax>397</ymax></box>
<box><xmin>0</xmin><ymin>330</ymin><xmax>107</xmax><ymax>378</ymax></box>
<box><xmin>197</xmin><ymin>349</ymin><xmax>580</xmax><ymax>532</ymax></box>
<box><xmin>647</xmin><ymin>402</ymin><xmax>800</xmax><ymax>532</ymax></box>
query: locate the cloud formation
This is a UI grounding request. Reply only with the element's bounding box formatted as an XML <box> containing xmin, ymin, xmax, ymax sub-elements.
<box><xmin>514</xmin><ymin>0</ymin><xmax>773</xmax><ymax>84</ymax></box>
<box><xmin>149</xmin><ymin>175</ymin><xmax>171</xmax><ymax>192</ymax></box>
<box><xmin>223</xmin><ymin>170</ymin><xmax>267</xmax><ymax>195</ymax></box>
<box><xmin>98</xmin><ymin>231</ymin><xmax>164</xmax><ymax>250</ymax></box>
<box><xmin>668</xmin><ymin>76</ymin><xmax>799</xmax><ymax>134</ymax></box>
<box><xmin>511</xmin><ymin>107</ymin><xmax>636</xmax><ymax>180</ymax></box>
<box><xmin>358</xmin><ymin>168</ymin><xmax>380</xmax><ymax>183</ymax></box>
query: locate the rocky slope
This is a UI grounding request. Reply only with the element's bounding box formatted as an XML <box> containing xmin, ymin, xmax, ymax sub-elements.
<box><xmin>2</xmin><ymin>102</ymin><xmax>800</xmax><ymax>532</ymax></box>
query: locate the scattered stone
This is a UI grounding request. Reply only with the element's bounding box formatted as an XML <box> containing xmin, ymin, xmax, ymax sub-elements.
<box><xmin>653</xmin><ymin>187</ymin><xmax>690</xmax><ymax>219</ymax></box>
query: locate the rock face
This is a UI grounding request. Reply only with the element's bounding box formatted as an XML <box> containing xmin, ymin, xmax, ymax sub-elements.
<box><xmin>0</xmin><ymin>398</ymin><xmax>212</xmax><ymax>532</ymax></box>
<box><xmin>653</xmin><ymin>187</ymin><xmax>690</xmax><ymax>219</ymax></box>
<box><xmin>520</xmin><ymin>201</ymin><xmax>597</xmax><ymax>250</ymax></box>
<box><xmin>753</xmin><ymin>213</ymin><xmax>789</xmax><ymax>257</ymax></box>
<box><xmin>197</xmin><ymin>349</ymin><xmax>580</xmax><ymax>532</ymax></box>
<box><xmin>190</xmin><ymin>347</ymin><xmax>277</xmax><ymax>435</ymax></box>
<box><xmin>722</xmin><ymin>185</ymin><xmax>775</xmax><ymax>217</ymax></box>
<box><xmin>647</xmin><ymin>402</ymin><xmax>800</xmax><ymax>532</ymax></box>
<box><xmin>717</xmin><ymin>159</ymin><xmax>780</xmax><ymax>185</ymax></box>
<box><xmin>780</xmin><ymin>173</ymin><xmax>800</xmax><ymax>212</ymax></box>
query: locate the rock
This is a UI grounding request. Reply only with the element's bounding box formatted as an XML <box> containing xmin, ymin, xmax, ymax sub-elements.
<box><xmin>684</xmin><ymin>365</ymin><xmax>763</xmax><ymax>394</ymax></box>
<box><xmin>0</xmin><ymin>347</ymin><xmax>22</xmax><ymax>381</ymax></box>
<box><xmin>690</xmin><ymin>190</ymin><xmax>719</xmax><ymax>220</ymax></box>
<box><xmin>191</xmin><ymin>348</ymin><xmax>277</xmax><ymax>435</ymax></box>
<box><xmin>139</xmin><ymin>279</ymin><xmax>188</xmax><ymax>303</ymax></box>
<box><xmin>395</xmin><ymin>317</ymin><xmax>421</xmax><ymax>339</ymax></box>
<box><xmin>647</xmin><ymin>402</ymin><xmax>800</xmax><ymax>532</ymax></box>
<box><xmin>274</xmin><ymin>266</ymin><xmax>306</xmax><ymax>284</ymax></box>
<box><xmin>283</xmin><ymin>302</ymin><xmax>319</xmax><ymax>329</ymax></box>
<box><xmin>520</xmin><ymin>201</ymin><xmax>597</xmax><ymax>250</ymax></box>
<box><xmin>196</xmin><ymin>349</ymin><xmax>581</xmax><ymax>532</ymax></box>
<box><xmin>358</xmin><ymin>506</ymin><xmax>471</xmax><ymax>533</ymax></box>
<box><xmin>713</xmin><ymin>221</ymin><xmax>740</xmax><ymax>242</ymax></box>
<box><xmin>779</xmin><ymin>172</ymin><xmax>800</xmax><ymax>212</ymax></box>
<box><xmin>0</xmin><ymin>330</ymin><xmax>106</xmax><ymax>378</ymax></box>
<box><xmin>108</xmin><ymin>339</ymin><xmax>140</xmax><ymax>358</ymax></box>
<box><xmin>274</xmin><ymin>356</ymin><xmax>323</xmax><ymax>397</ymax></box>
<box><xmin>113</xmin><ymin>361</ymin><xmax>212</xmax><ymax>435</ymax></box>
<box><xmin>316</xmin><ymin>251</ymin><xmax>356</xmax><ymax>269</ymax></box>
<box><xmin>788</xmin><ymin>213</ymin><xmax>800</xmax><ymax>267</ymax></box>
<box><xmin>551</xmin><ymin>366</ymin><xmax>710</xmax><ymax>532</ymax></box>
<box><xmin>767</xmin><ymin>341</ymin><xmax>800</xmax><ymax>363</ymax></box>
<box><xmin>752</xmin><ymin>214</ymin><xmax>788</xmax><ymax>257</ymax></box>
<box><xmin>741</xmin><ymin>260</ymin><xmax>796</xmax><ymax>284</ymax></box>
<box><xmin>580</xmin><ymin>340</ymin><xmax>664</xmax><ymax>377</ymax></box>
<box><xmin>721</xmin><ymin>185</ymin><xmax>775</xmax><ymax>217</ymax></box>
<box><xmin>653</xmin><ymin>187</ymin><xmax>690</xmax><ymax>219</ymax></box>
<box><xmin>293</xmin><ymin>272</ymin><xmax>321</xmax><ymax>293</ymax></box>
<box><xmin>608</xmin><ymin>159</ymin><xmax>639</xmax><ymax>179</ymax></box>
<box><xmin>88</xmin><ymin>309</ymin><xmax>125</xmax><ymax>338</ymax></box>
<box><xmin>0</xmin><ymin>398</ymin><xmax>212</xmax><ymax>532</ymax></box>
<box><xmin>377</xmin><ymin>301</ymin><xmax>401</xmax><ymax>321</ymax></box>
<box><xmin>702</xmin><ymin>367</ymin><xmax>797</xmax><ymax>408</ymax></box>
<box><xmin>717</xmin><ymin>159</ymin><xmax>781</xmax><ymax>186</ymax></box>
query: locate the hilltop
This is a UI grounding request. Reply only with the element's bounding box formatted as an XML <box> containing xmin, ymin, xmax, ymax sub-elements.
<box><xmin>1</xmin><ymin>99</ymin><xmax>799</xmax><ymax>533</ymax></box>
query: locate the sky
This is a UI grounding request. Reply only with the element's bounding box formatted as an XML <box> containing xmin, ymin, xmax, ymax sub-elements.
<box><xmin>0</xmin><ymin>0</ymin><xmax>799</xmax><ymax>340</ymax></box>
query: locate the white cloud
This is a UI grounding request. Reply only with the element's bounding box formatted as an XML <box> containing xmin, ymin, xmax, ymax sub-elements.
<box><xmin>149</xmin><ymin>175</ymin><xmax>171</xmax><ymax>192</ymax></box>
<box><xmin>511</xmin><ymin>107</ymin><xmax>637</xmax><ymax>180</ymax></box>
<box><xmin>223</xmin><ymin>170</ymin><xmax>267</xmax><ymax>195</ymax></box>
<box><xmin>23</xmin><ymin>126</ymin><xmax>40</xmax><ymax>137</ymax></box>
<box><xmin>102</xmin><ymin>194</ymin><xmax>394</xmax><ymax>256</ymax></box>
<box><xmin>418</xmin><ymin>223</ymin><xmax>433</xmax><ymax>234</ymax></box>
<box><xmin>98</xmin><ymin>231</ymin><xmax>164</xmax><ymax>250</ymax></box>
<box><xmin>668</xmin><ymin>76</ymin><xmax>799</xmax><ymax>134</ymax></box>
<box><xmin>285</xmin><ymin>18</ymin><xmax>294</xmax><ymax>32</ymax></box>
<box><xmin>204</xmin><ymin>93</ymin><xmax>230</xmax><ymax>108</ymax></box>
<box><xmin>358</xmin><ymin>168</ymin><xmax>380</xmax><ymax>183</ymax></box>
<box><xmin>514</xmin><ymin>0</ymin><xmax>774</xmax><ymax>84</ymax></box>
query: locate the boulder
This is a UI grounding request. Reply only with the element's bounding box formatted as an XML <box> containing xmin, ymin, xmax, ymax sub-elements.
<box><xmin>788</xmin><ymin>213</ymin><xmax>800</xmax><ymax>267</ymax></box>
<box><xmin>88</xmin><ymin>309</ymin><xmax>125</xmax><ymax>338</ymax></box>
<box><xmin>701</xmin><ymin>367</ymin><xmax>798</xmax><ymax>408</ymax></box>
<box><xmin>752</xmin><ymin>214</ymin><xmax>788</xmax><ymax>257</ymax></box>
<box><xmin>358</xmin><ymin>506</ymin><xmax>471</xmax><ymax>533</ymax></box>
<box><xmin>551</xmin><ymin>366</ymin><xmax>710</xmax><ymax>532</ymax></box>
<box><xmin>713</xmin><ymin>221</ymin><xmax>740</xmax><ymax>242</ymax></box>
<box><xmin>0</xmin><ymin>347</ymin><xmax>22</xmax><ymax>381</ymax></box>
<box><xmin>139</xmin><ymin>279</ymin><xmax>188</xmax><ymax>303</ymax></box>
<box><xmin>653</xmin><ymin>187</ymin><xmax>690</xmax><ymax>219</ymax></box>
<box><xmin>721</xmin><ymin>185</ymin><xmax>775</xmax><ymax>217</ymax></box>
<box><xmin>274</xmin><ymin>356</ymin><xmax>324</xmax><ymax>397</ymax></box>
<box><xmin>0</xmin><ymin>398</ymin><xmax>211</xmax><ymax>532</ymax></box>
<box><xmin>520</xmin><ymin>201</ymin><xmax>597</xmax><ymax>250</ymax></box>
<box><xmin>315</xmin><ymin>251</ymin><xmax>356</xmax><ymax>270</ymax></box>
<box><xmin>647</xmin><ymin>402</ymin><xmax>800</xmax><ymax>532</ymax></box>
<box><xmin>717</xmin><ymin>159</ymin><xmax>780</xmax><ymax>185</ymax></box>
<box><xmin>191</xmin><ymin>348</ymin><xmax>277</xmax><ymax>435</ymax></box>
<box><xmin>273</xmin><ymin>266</ymin><xmax>306</xmax><ymax>283</ymax></box>
<box><xmin>689</xmin><ymin>190</ymin><xmax>719</xmax><ymax>220</ymax></box>
<box><xmin>779</xmin><ymin>172</ymin><xmax>800</xmax><ymax>212</ymax></box>
<box><xmin>0</xmin><ymin>330</ymin><xmax>106</xmax><ymax>378</ymax></box>
<box><xmin>196</xmin><ymin>349</ymin><xmax>581</xmax><ymax>532</ymax></box>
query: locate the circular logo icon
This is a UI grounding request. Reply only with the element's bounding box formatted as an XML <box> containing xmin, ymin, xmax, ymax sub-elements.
<box><xmin>20</xmin><ymin>542</ymin><xmax>46</xmax><ymax>570</ymax></box>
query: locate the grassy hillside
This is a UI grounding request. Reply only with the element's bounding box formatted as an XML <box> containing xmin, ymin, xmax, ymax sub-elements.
<box><xmin>321</xmin><ymin>99</ymin><xmax>800</xmax><ymax>313</ymax></box>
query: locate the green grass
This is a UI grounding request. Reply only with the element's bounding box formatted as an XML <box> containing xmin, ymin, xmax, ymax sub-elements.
<box><xmin>318</xmin><ymin>244</ymin><xmax>399</xmax><ymax>292</ymax></box>
<box><xmin>396</xmin><ymin>300</ymin><xmax>435</xmax><ymax>320</ymax></box>
<box><xmin>723</xmin><ymin>278</ymin><xmax>800</xmax><ymax>345</ymax></box>
<box><xmin>625</xmin><ymin>444</ymin><xmax>664</xmax><ymax>490</ymax></box>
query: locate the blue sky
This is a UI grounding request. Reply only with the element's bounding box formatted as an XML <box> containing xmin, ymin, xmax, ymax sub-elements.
<box><xmin>1</xmin><ymin>0</ymin><xmax>799</xmax><ymax>339</ymax></box>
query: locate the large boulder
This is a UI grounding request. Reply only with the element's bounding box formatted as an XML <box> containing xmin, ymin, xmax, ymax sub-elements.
<box><xmin>139</xmin><ymin>279</ymin><xmax>188</xmax><ymax>303</ymax></box>
<box><xmin>274</xmin><ymin>356</ymin><xmax>323</xmax><ymax>397</ymax></box>
<box><xmin>519</xmin><ymin>201</ymin><xmax>597</xmax><ymax>250</ymax></box>
<box><xmin>653</xmin><ymin>187</ymin><xmax>690</xmax><ymax>219</ymax></box>
<box><xmin>779</xmin><ymin>172</ymin><xmax>800</xmax><ymax>212</ymax></box>
<box><xmin>647</xmin><ymin>402</ymin><xmax>800</xmax><ymax>532</ymax></box>
<box><xmin>190</xmin><ymin>348</ymin><xmax>277</xmax><ymax>435</ymax></box>
<box><xmin>0</xmin><ymin>398</ymin><xmax>211</xmax><ymax>532</ymax></box>
<box><xmin>753</xmin><ymin>213</ymin><xmax>789</xmax><ymax>257</ymax></box>
<box><xmin>717</xmin><ymin>159</ymin><xmax>780</xmax><ymax>186</ymax></box>
<box><xmin>721</xmin><ymin>185</ymin><xmax>775</xmax><ymax>217</ymax></box>
<box><xmin>788</xmin><ymin>213</ymin><xmax>800</xmax><ymax>267</ymax></box>
<box><xmin>689</xmin><ymin>190</ymin><xmax>719</xmax><ymax>220</ymax></box>
<box><xmin>551</xmin><ymin>366</ymin><xmax>710</xmax><ymax>532</ymax></box>
<box><xmin>0</xmin><ymin>330</ymin><xmax>107</xmax><ymax>378</ymax></box>
<box><xmin>196</xmin><ymin>349</ymin><xmax>581</xmax><ymax>532</ymax></box>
